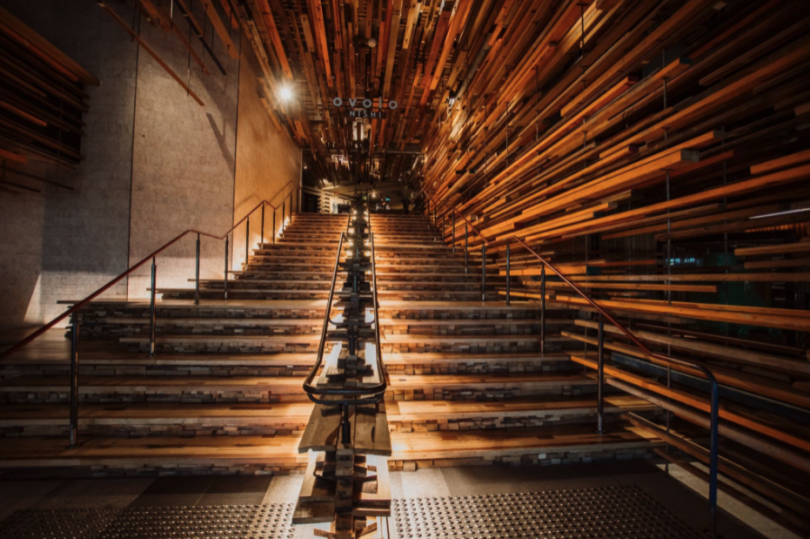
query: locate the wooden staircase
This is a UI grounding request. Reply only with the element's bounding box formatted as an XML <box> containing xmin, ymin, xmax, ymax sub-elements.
<box><xmin>0</xmin><ymin>212</ymin><xmax>658</xmax><ymax>475</ymax></box>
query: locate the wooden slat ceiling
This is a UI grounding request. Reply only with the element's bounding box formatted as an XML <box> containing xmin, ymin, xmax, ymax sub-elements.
<box><xmin>229</xmin><ymin>0</ymin><xmax>498</xmax><ymax>186</ymax></box>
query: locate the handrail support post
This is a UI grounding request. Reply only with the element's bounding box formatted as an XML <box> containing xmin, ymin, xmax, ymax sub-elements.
<box><xmin>452</xmin><ymin>213</ymin><xmax>456</xmax><ymax>253</ymax></box>
<box><xmin>482</xmin><ymin>244</ymin><xmax>487</xmax><ymax>302</ymax></box>
<box><xmin>273</xmin><ymin>208</ymin><xmax>277</xmax><ymax>243</ymax></box>
<box><xmin>597</xmin><ymin>314</ymin><xmax>605</xmax><ymax>434</ymax></box>
<box><xmin>149</xmin><ymin>257</ymin><xmax>157</xmax><ymax>358</ymax></box>
<box><xmin>464</xmin><ymin>223</ymin><xmax>468</xmax><ymax>273</ymax></box>
<box><xmin>224</xmin><ymin>235</ymin><xmax>229</xmax><ymax>300</ymax></box>
<box><xmin>540</xmin><ymin>264</ymin><xmax>546</xmax><ymax>355</ymax></box>
<box><xmin>245</xmin><ymin>217</ymin><xmax>250</xmax><ymax>269</ymax></box>
<box><xmin>68</xmin><ymin>319</ymin><xmax>80</xmax><ymax>448</ymax></box>
<box><xmin>506</xmin><ymin>241</ymin><xmax>511</xmax><ymax>305</ymax></box>
<box><xmin>194</xmin><ymin>233</ymin><xmax>201</xmax><ymax>305</ymax></box>
<box><xmin>261</xmin><ymin>204</ymin><xmax>265</xmax><ymax>247</ymax></box>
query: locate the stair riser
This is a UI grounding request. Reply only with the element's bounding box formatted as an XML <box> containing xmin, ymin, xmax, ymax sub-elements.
<box><xmin>0</xmin><ymin>421</ymin><xmax>307</xmax><ymax>438</ymax></box>
<box><xmin>382</xmin><ymin>342</ymin><xmax>560</xmax><ymax>354</ymax></box>
<box><xmin>161</xmin><ymin>290</ymin><xmax>330</xmax><ymax>300</ymax></box>
<box><xmin>390</xmin><ymin>411</ymin><xmax>624</xmax><ymax>433</ymax></box>
<box><xmin>386</xmin><ymin>383</ymin><xmax>594</xmax><ymax>401</ymax></box>
<box><xmin>207</xmin><ymin>281</ymin><xmax>333</xmax><ymax>291</ymax></box>
<box><xmin>389</xmin><ymin>447</ymin><xmax>656</xmax><ymax>470</ymax></box>
<box><xmin>0</xmin><ymin>390</ymin><xmax>311</xmax><ymax>405</ymax></box>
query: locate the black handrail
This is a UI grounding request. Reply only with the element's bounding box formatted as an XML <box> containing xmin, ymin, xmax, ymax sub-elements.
<box><xmin>510</xmin><ymin>237</ymin><xmax>720</xmax><ymax>536</ymax></box>
<box><xmin>0</xmin><ymin>180</ymin><xmax>301</xmax><ymax>448</ymax></box>
<box><xmin>302</xmin><ymin>227</ymin><xmax>387</xmax><ymax>405</ymax></box>
<box><xmin>0</xmin><ymin>181</ymin><xmax>302</xmax><ymax>362</ymax></box>
<box><xmin>419</xmin><ymin>184</ymin><xmax>721</xmax><ymax>535</ymax></box>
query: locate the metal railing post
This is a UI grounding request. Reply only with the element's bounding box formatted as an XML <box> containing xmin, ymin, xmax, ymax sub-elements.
<box><xmin>597</xmin><ymin>314</ymin><xmax>604</xmax><ymax>434</ymax></box>
<box><xmin>506</xmin><ymin>241</ymin><xmax>511</xmax><ymax>305</ymax></box>
<box><xmin>273</xmin><ymin>208</ymin><xmax>277</xmax><ymax>243</ymax></box>
<box><xmin>464</xmin><ymin>223</ymin><xmax>468</xmax><ymax>273</ymax></box>
<box><xmin>282</xmin><ymin>200</ymin><xmax>286</xmax><ymax>232</ymax></box>
<box><xmin>69</xmin><ymin>319</ymin><xmax>79</xmax><ymax>447</ymax></box>
<box><xmin>224</xmin><ymin>235</ymin><xmax>229</xmax><ymax>300</ymax></box>
<box><xmin>194</xmin><ymin>233</ymin><xmax>201</xmax><ymax>305</ymax></box>
<box><xmin>261</xmin><ymin>204</ymin><xmax>265</xmax><ymax>246</ymax></box>
<box><xmin>452</xmin><ymin>213</ymin><xmax>456</xmax><ymax>253</ymax></box>
<box><xmin>540</xmin><ymin>264</ymin><xmax>546</xmax><ymax>355</ymax></box>
<box><xmin>245</xmin><ymin>216</ymin><xmax>250</xmax><ymax>268</ymax></box>
<box><xmin>709</xmin><ymin>382</ymin><xmax>719</xmax><ymax>536</ymax></box>
<box><xmin>149</xmin><ymin>257</ymin><xmax>157</xmax><ymax>358</ymax></box>
<box><xmin>482</xmin><ymin>244</ymin><xmax>487</xmax><ymax>301</ymax></box>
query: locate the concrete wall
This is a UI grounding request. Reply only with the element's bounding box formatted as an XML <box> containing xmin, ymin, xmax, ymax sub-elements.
<box><xmin>0</xmin><ymin>1</ymin><xmax>138</xmax><ymax>328</ymax></box>
<box><xmin>125</xmin><ymin>7</ymin><xmax>240</xmax><ymax>299</ymax></box>
<box><xmin>232</xmin><ymin>32</ymin><xmax>302</xmax><ymax>270</ymax></box>
<box><xmin>0</xmin><ymin>2</ymin><xmax>301</xmax><ymax>329</ymax></box>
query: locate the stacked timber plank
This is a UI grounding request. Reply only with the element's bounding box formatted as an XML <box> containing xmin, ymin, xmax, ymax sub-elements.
<box><xmin>414</xmin><ymin>1</ymin><xmax>810</xmax><ymax>533</ymax></box>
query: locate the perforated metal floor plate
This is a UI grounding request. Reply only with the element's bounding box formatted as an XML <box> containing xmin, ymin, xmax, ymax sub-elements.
<box><xmin>390</xmin><ymin>485</ymin><xmax>704</xmax><ymax>539</ymax></box>
<box><xmin>0</xmin><ymin>503</ymin><xmax>295</xmax><ymax>539</ymax></box>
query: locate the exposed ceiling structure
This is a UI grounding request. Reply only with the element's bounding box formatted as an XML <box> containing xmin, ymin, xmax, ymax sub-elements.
<box><xmin>229</xmin><ymin>0</ymin><xmax>502</xmax><ymax>187</ymax></box>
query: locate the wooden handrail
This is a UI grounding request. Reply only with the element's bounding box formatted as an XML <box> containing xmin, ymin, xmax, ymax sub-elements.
<box><xmin>0</xmin><ymin>181</ymin><xmax>301</xmax><ymax>361</ymax></box>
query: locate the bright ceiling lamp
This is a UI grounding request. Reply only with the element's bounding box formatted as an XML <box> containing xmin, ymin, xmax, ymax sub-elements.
<box><xmin>279</xmin><ymin>85</ymin><xmax>293</xmax><ymax>102</ymax></box>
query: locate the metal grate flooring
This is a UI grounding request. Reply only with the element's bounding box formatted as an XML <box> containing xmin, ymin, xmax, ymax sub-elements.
<box><xmin>0</xmin><ymin>503</ymin><xmax>295</xmax><ymax>539</ymax></box>
<box><xmin>0</xmin><ymin>486</ymin><xmax>704</xmax><ymax>538</ymax></box>
<box><xmin>390</xmin><ymin>485</ymin><xmax>705</xmax><ymax>539</ymax></box>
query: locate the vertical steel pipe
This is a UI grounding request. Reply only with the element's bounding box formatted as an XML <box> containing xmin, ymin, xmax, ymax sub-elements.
<box><xmin>506</xmin><ymin>241</ymin><xmax>511</xmax><ymax>306</ymax></box>
<box><xmin>149</xmin><ymin>257</ymin><xmax>157</xmax><ymax>358</ymax></box>
<box><xmin>224</xmin><ymin>235</ymin><xmax>229</xmax><ymax>300</ymax></box>
<box><xmin>282</xmin><ymin>201</ymin><xmax>286</xmax><ymax>232</ymax></box>
<box><xmin>273</xmin><ymin>208</ymin><xmax>277</xmax><ymax>243</ymax></box>
<box><xmin>452</xmin><ymin>213</ymin><xmax>456</xmax><ymax>253</ymax></box>
<box><xmin>194</xmin><ymin>233</ymin><xmax>201</xmax><ymax>305</ymax></box>
<box><xmin>540</xmin><ymin>264</ymin><xmax>546</xmax><ymax>355</ymax></box>
<box><xmin>597</xmin><ymin>314</ymin><xmax>604</xmax><ymax>434</ymax></box>
<box><xmin>482</xmin><ymin>244</ymin><xmax>487</xmax><ymax>302</ymax></box>
<box><xmin>69</xmin><ymin>319</ymin><xmax>79</xmax><ymax>447</ymax></box>
<box><xmin>464</xmin><ymin>223</ymin><xmax>468</xmax><ymax>273</ymax></box>
<box><xmin>245</xmin><ymin>216</ymin><xmax>250</xmax><ymax>268</ymax></box>
<box><xmin>261</xmin><ymin>204</ymin><xmax>265</xmax><ymax>246</ymax></box>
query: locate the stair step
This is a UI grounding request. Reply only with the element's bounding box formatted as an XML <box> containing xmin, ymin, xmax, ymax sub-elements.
<box><xmin>0</xmin><ymin>373</ymin><xmax>589</xmax><ymax>396</ymax></box>
<box><xmin>389</xmin><ymin>424</ymin><xmax>660</xmax><ymax>462</ymax></box>
<box><xmin>0</xmin><ymin>375</ymin><xmax>307</xmax><ymax>395</ymax></box>
<box><xmin>391</xmin><ymin>395</ymin><xmax>655</xmax><ymax>422</ymax></box>
<box><xmin>0</xmin><ymin>435</ymin><xmax>306</xmax><ymax>468</ymax></box>
<box><xmin>0</xmin><ymin>402</ymin><xmax>313</xmax><ymax>427</ymax></box>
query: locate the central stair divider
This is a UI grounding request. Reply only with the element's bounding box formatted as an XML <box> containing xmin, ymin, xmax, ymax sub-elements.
<box><xmin>295</xmin><ymin>200</ymin><xmax>391</xmax><ymax>538</ymax></box>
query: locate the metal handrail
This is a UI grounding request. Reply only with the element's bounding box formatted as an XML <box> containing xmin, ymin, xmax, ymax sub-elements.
<box><xmin>420</xmin><ymin>186</ymin><xmax>487</xmax><ymax>244</ymax></box>
<box><xmin>418</xmin><ymin>185</ymin><xmax>720</xmax><ymax>534</ymax></box>
<box><xmin>510</xmin><ymin>236</ymin><xmax>720</xmax><ymax>536</ymax></box>
<box><xmin>302</xmin><ymin>229</ymin><xmax>387</xmax><ymax>404</ymax></box>
<box><xmin>0</xmin><ymin>181</ymin><xmax>301</xmax><ymax>361</ymax></box>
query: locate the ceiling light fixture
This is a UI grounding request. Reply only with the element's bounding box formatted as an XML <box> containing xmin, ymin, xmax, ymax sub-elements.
<box><xmin>279</xmin><ymin>86</ymin><xmax>293</xmax><ymax>101</ymax></box>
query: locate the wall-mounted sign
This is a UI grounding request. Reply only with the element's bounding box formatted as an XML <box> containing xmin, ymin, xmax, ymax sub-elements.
<box><xmin>332</xmin><ymin>97</ymin><xmax>398</xmax><ymax>119</ymax></box>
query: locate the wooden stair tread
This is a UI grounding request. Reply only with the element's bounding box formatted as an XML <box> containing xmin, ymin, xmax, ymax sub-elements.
<box><xmin>0</xmin><ymin>375</ymin><xmax>307</xmax><ymax>391</ymax></box>
<box><xmin>382</xmin><ymin>334</ymin><xmax>562</xmax><ymax>343</ymax></box>
<box><xmin>389</xmin><ymin>424</ymin><xmax>660</xmax><ymax>459</ymax></box>
<box><xmin>392</xmin><ymin>395</ymin><xmax>654</xmax><ymax>421</ymax></box>
<box><xmin>388</xmin><ymin>373</ymin><xmax>594</xmax><ymax>389</ymax></box>
<box><xmin>120</xmin><ymin>334</ymin><xmax>321</xmax><ymax>343</ymax></box>
<box><xmin>0</xmin><ymin>402</ymin><xmax>314</xmax><ymax>424</ymax></box>
<box><xmin>0</xmin><ymin>435</ymin><xmax>306</xmax><ymax>466</ymax></box>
